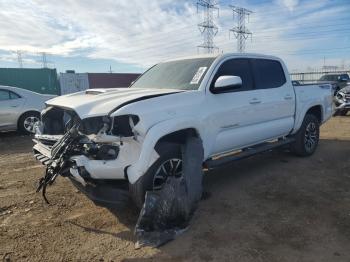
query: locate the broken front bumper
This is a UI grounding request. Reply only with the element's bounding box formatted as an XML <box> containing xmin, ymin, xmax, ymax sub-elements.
<box><xmin>33</xmin><ymin>138</ymin><xmax>142</xmax><ymax>206</ymax></box>
<box><xmin>33</xmin><ymin>139</ymin><xmax>141</xmax><ymax>181</ymax></box>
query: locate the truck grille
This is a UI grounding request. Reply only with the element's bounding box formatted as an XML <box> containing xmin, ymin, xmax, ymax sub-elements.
<box><xmin>34</xmin><ymin>153</ymin><xmax>52</xmax><ymax>165</ymax></box>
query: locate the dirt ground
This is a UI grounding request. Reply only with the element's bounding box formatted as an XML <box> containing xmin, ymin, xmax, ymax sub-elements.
<box><xmin>1</xmin><ymin>117</ymin><xmax>350</xmax><ymax>262</ymax></box>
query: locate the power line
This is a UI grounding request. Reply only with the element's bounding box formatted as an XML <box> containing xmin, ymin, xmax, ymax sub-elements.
<box><xmin>196</xmin><ymin>0</ymin><xmax>220</xmax><ymax>53</ymax></box>
<box><xmin>229</xmin><ymin>5</ymin><xmax>253</xmax><ymax>52</ymax></box>
<box><xmin>142</xmin><ymin>27</ymin><xmax>350</xmax><ymax>52</ymax></box>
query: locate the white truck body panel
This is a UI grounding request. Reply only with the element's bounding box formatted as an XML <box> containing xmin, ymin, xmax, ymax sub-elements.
<box><xmin>34</xmin><ymin>53</ymin><xmax>333</xmax><ymax>185</ymax></box>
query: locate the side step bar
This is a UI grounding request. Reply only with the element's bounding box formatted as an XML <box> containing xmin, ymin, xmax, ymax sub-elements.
<box><xmin>204</xmin><ymin>137</ymin><xmax>295</xmax><ymax>170</ymax></box>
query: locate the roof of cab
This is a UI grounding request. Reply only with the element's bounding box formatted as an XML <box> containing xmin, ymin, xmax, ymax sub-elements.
<box><xmin>162</xmin><ymin>52</ymin><xmax>282</xmax><ymax>63</ymax></box>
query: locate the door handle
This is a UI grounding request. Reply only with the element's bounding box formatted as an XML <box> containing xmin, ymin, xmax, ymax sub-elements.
<box><xmin>249</xmin><ymin>98</ymin><xmax>261</xmax><ymax>104</ymax></box>
<box><xmin>284</xmin><ymin>95</ymin><xmax>293</xmax><ymax>100</ymax></box>
<box><xmin>11</xmin><ymin>105</ymin><xmax>18</xmax><ymax>107</ymax></box>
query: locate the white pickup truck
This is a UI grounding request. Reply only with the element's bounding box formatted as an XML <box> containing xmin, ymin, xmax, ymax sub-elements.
<box><xmin>33</xmin><ymin>53</ymin><xmax>333</xmax><ymax>207</ymax></box>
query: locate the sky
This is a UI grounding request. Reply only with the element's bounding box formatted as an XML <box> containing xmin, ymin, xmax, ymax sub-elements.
<box><xmin>0</xmin><ymin>0</ymin><xmax>349</xmax><ymax>73</ymax></box>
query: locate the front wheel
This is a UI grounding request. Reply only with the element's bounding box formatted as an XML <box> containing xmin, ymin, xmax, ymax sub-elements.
<box><xmin>129</xmin><ymin>143</ymin><xmax>182</xmax><ymax>209</ymax></box>
<box><xmin>291</xmin><ymin>114</ymin><xmax>320</xmax><ymax>157</ymax></box>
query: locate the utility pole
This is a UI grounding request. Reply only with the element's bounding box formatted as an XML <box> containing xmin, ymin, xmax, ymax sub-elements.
<box><xmin>197</xmin><ymin>0</ymin><xmax>219</xmax><ymax>54</ymax></box>
<box><xmin>16</xmin><ymin>50</ymin><xmax>23</xmax><ymax>68</ymax></box>
<box><xmin>229</xmin><ymin>5</ymin><xmax>252</xmax><ymax>53</ymax></box>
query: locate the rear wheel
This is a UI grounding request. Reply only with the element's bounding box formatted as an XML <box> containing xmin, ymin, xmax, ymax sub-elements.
<box><xmin>129</xmin><ymin>143</ymin><xmax>182</xmax><ymax>209</ymax></box>
<box><xmin>291</xmin><ymin>114</ymin><xmax>320</xmax><ymax>156</ymax></box>
<box><xmin>18</xmin><ymin>111</ymin><xmax>40</xmax><ymax>135</ymax></box>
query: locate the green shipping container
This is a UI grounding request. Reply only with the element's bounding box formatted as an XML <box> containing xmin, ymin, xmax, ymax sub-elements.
<box><xmin>0</xmin><ymin>68</ymin><xmax>60</xmax><ymax>95</ymax></box>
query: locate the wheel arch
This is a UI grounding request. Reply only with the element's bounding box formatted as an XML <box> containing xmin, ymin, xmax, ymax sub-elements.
<box><xmin>292</xmin><ymin>104</ymin><xmax>323</xmax><ymax>135</ymax></box>
<box><xmin>306</xmin><ymin>105</ymin><xmax>322</xmax><ymax>123</ymax></box>
<box><xmin>127</xmin><ymin>118</ymin><xmax>204</xmax><ymax>184</ymax></box>
<box><xmin>155</xmin><ymin>128</ymin><xmax>200</xmax><ymax>151</ymax></box>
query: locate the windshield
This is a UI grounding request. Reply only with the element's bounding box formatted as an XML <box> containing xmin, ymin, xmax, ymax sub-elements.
<box><xmin>131</xmin><ymin>58</ymin><xmax>216</xmax><ymax>90</ymax></box>
<box><xmin>320</xmin><ymin>75</ymin><xmax>337</xmax><ymax>81</ymax></box>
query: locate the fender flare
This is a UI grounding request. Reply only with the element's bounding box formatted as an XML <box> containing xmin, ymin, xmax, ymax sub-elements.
<box><xmin>292</xmin><ymin>102</ymin><xmax>323</xmax><ymax>134</ymax></box>
<box><xmin>127</xmin><ymin>117</ymin><xmax>204</xmax><ymax>184</ymax></box>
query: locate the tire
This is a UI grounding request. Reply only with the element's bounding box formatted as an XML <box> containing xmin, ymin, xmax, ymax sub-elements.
<box><xmin>18</xmin><ymin>111</ymin><xmax>41</xmax><ymax>135</ymax></box>
<box><xmin>129</xmin><ymin>143</ymin><xmax>182</xmax><ymax>209</ymax></box>
<box><xmin>291</xmin><ymin>114</ymin><xmax>320</xmax><ymax>157</ymax></box>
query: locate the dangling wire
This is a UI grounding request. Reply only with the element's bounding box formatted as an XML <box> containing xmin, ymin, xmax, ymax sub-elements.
<box><xmin>36</xmin><ymin>124</ymin><xmax>80</xmax><ymax>204</ymax></box>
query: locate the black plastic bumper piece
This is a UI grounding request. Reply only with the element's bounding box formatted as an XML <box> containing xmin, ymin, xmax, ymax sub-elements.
<box><xmin>69</xmin><ymin>178</ymin><xmax>130</xmax><ymax>208</ymax></box>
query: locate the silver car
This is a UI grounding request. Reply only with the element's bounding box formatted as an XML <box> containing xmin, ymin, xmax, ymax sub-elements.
<box><xmin>0</xmin><ymin>86</ymin><xmax>56</xmax><ymax>134</ymax></box>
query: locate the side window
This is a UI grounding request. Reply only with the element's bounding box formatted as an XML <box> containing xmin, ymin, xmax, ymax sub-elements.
<box><xmin>9</xmin><ymin>91</ymin><xmax>20</xmax><ymax>99</ymax></box>
<box><xmin>252</xmin><ymin>59</ymin><xmax>286</xmax><ymax>89</ymax></box>
<box><xmin>0</xmin><ymin>90</ymin><xmax>10</xmax><ymax>101</ymax></box>
<box><xmin>211</xmin><ymin>58</ymin><xmax>254</xmax><ymax>92</ymax></box>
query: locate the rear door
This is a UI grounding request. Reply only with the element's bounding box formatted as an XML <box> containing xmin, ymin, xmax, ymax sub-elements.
<box><xmin>250</xmin><ymin>58</ymin><xmax>295</xmax><ymax>138</ymax></box>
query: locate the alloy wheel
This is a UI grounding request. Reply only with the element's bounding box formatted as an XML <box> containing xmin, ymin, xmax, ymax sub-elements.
<box><xmin>304</xmin><ymin>121</ymin><xmax>317</xmax><ymax>152</ymax></box>
<box><xmin>152</xmin><ymin>158</ymin><xmax>182</xmax><ymax>191</ymax></box>
<box><xmin>23</xmin><ymin>116</ymin><xmax>40</xmax><ymax>134</ymax></box>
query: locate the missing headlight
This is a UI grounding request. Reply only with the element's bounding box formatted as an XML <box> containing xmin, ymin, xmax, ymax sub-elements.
<box><xmin>83</xmin><ymin>143</ymin><xmax>119</xmax><ymax>160</ymax></box>
<box><xmin>96</xmin><ymin>145</ymin><xmax>119</xmax><ymax>160</ymax></box>
<box><xmin>112</xmin><ymin>115</ymin><xmax>139</xmax><ymax>137</ymax></box>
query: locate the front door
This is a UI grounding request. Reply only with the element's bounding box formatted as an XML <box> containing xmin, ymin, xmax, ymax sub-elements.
<box><xmin>206</xmin><ymin>58</ymin><xmax>268</xmax><ymax>155</ymax></box>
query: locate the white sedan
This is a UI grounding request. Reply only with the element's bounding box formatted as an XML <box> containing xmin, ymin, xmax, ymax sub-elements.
<box><xmin>0</xmin><ymin>86</ymin><xmax>56</xmax><ymax>134</ymax></box>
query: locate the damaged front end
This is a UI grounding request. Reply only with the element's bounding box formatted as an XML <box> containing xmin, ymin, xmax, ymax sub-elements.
<box><xmin>334</xmin><ymin>86</ymin><xmax>350</xmax><ymax>113</ymax></box>
<box><xmin>33</xmin><ymin>106</ymin><xmax>143</xmax><ymax>206</ymax></box>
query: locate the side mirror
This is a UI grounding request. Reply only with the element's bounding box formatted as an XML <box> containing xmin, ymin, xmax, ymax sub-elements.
<box><xmin>214</xmin><ymin>75</ymin><xmax>242</xmax><ymax>93</ymax></box>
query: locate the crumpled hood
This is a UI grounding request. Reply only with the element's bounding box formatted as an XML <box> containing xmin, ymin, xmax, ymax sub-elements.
<box><xmin>46</xmin><ymin>88</ymin><xmax>182</xmax><ymax>118</ymax></box>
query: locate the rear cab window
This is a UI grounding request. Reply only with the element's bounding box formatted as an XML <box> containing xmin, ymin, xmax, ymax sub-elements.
<box><xmin>251</xmin><ymin>59</ymin><xmax>286</xmax><ymax>89</ymax></box>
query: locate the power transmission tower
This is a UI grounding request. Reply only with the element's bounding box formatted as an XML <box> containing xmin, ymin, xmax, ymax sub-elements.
<box><xmin>229</xmin><ymin>5</ymin><xmax>252</xmax><ymax>53</ymax></box>
<box><xmin>40</xmin><ymin>52</ymin><xmax>48</xmax><ymax>68</ymax></box>
<box><xmin>197</xmin><ymin>0</ymin><xmax>219</xmax><ymax>54</ymax></box>
<box><xmin>16</xmin><ymin>50</ymin><xmax>23</xmax><ymax>68</ymax></box>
